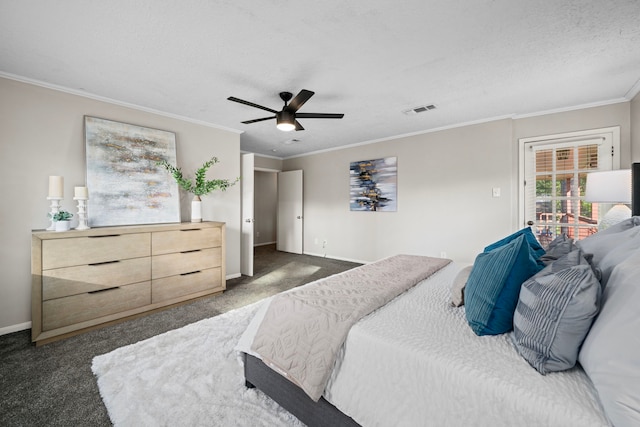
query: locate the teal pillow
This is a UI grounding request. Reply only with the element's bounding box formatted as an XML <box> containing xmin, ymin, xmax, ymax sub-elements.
<box><xmin>466</xmin><ymin>234</ymin><xmax>544</xmax><ymax>335</ymax></box>
<box><xmin>484</xmin><ymin>227</ymin><xmax>546</xmax><ymax>260</ymax></box>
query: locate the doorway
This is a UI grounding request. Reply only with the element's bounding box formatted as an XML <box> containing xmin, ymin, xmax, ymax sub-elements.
<box><xmin>240</xmin><ymin>153</ymin><xmax>303</xmax><ymax>276</ymax></box>
<box><xmin>518</xmin><ymin>127</ymin><xmax>620</xmax><ymax>246</ymax></box>
<box><xmin>254</xmin><ymin>170</ymin><xmax>278</xmax><ymax>246</ymax></box>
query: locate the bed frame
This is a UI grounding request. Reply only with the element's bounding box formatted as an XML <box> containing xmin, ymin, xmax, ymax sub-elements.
<box><xmin>243</xmin><ymin>353</ymin><xmax>360</xmax><ymax>427</ymax></box>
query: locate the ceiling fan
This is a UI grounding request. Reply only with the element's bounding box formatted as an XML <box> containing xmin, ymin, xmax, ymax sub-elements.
<box><xmin>227</xmin><ymin>89</ymin><xmax>344</xmax><ymax>132</ymax></box>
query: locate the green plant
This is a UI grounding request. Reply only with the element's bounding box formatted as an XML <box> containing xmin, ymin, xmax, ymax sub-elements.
<box><xmin>157</xmin><ymin>156</ymin><xmax>239</xmax><ymax>197</ymax></box>
<box><xmin>49</xmin><ymin>210</ymin><xmax>73</xmax><ymax>221</ymax></box>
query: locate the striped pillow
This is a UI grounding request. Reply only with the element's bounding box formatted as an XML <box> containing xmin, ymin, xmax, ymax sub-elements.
<box><xmin>512</xmin><ymin>249</ymin><xmax>601</xmax><ymax>374</ymax></box>
<box><xmin>465</xmin><ymin>234</ymin><xmax>543</xmax><ymax>336</ymax></box>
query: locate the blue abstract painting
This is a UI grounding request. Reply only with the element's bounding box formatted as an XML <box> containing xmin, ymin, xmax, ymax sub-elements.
<box><xmin>350</xmin><ymin>157</ymin><xmax>397</xmax><ymax>211</ymax></box>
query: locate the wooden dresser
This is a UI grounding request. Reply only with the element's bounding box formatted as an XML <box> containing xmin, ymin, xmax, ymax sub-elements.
<box><xmin>31</xmin><ymin>221</ymin><xmax>225</xmax><ymax>345</ymax></box>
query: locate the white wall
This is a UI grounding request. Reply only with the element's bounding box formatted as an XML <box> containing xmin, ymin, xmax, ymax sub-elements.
<box><xmin>0</xmin><ymin>77</ymin><xmax>241</xmax><ymax>334</ymax></box>
<box><xmin>1</xmin><ymin>75</ymin><xmax>636</xmax><ymax>334</ymax></box>
<box><xmin>285</xmin><ymin>119</ymin><xmax>514</xmax><ymax>265</ymax></box>
<box><xmin>284</xmin><ymin>103</ymin><xmax>634</xmax><ymax>266</ymax></box>
<box><xmin>513</xmin><ymin>102</ymin><xmax>631</xmax><ymax>168</ymax></box>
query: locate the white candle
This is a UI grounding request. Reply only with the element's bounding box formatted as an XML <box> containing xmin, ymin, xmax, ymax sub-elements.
<box><xmin>74</xmin><ymin>186</ymin><xmax>89</xmax><ymax>199</ymax></box>
<box><xmin>48</xmin><ymin>176</ymin><xmax>63</xmax><ymax>198</ymax></box>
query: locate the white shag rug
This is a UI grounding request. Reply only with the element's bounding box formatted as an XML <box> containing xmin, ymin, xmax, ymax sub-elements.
<box><xmin>91</xmin><ymin>302</ymin><xmax>304</xmax><ymax>427</ymax></box>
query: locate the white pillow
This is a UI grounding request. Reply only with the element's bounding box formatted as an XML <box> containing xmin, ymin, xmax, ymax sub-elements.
<box><xmin>576</xmin><ymin>216</ymin><xmax>640</xmax><ymax>268</ymax></box>
<box><xmin>595</xmin><ymin>226</ymin><xmax>640</xmax><ymax>287</ymax></box>
<box><xmin>450</xmin><ymin>265</ymin><xmax>472</xmax><ymax>307</ymax></box>
<box><xmin>579</xmin><ymin>248</ymin><xmax>640</xmax><ymax>427</ymax></box>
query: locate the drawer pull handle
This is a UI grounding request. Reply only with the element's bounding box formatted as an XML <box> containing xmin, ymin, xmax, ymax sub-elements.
<box><xmin>88</xmin><ymin>234</ymin><xmax>121</xmax><ymax>238</ymax></box>
<box><xmin>180</xmin><ymin>270</ymin><xmax>201</xmax><ymax>276</ymax></box>
<box><xmin>88</xmin><ymin>286</ymin><xmax>120</xmax><ymax>294</ymax></box>
<box><xmin>180</xmin><ymin>229</ymin><xmax>201</xmax><ymax>232</ymax></box>
<box><xmin>88</xmin><ymin>260</ymin><xmax>120</xmax><ymax>266</ymax></box>
<box><xmin>180</xmin><ymin>249</ymin><xmax>201</xmax><ymax>254</ymax></box>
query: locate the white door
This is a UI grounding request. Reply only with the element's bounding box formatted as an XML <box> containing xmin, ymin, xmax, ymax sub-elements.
<box><xmin>241</xmin><ymin>153</ymin><xmax>254</xmax><ymax>276</ymax></box>
<box><xmin>277</xmin><ymin>170</ymin><xmax>303</xmax><ymax>254</ymax></box>
<box><xmin>519</xmin><ymin>127</ymin><xmax>618</xmax><ymax>246</ymax></box>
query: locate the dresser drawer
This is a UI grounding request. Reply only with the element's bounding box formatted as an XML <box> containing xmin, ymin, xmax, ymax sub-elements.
<box><xmin>42</xmin><ymin>281</ymin><xmax>151</xmax><ymax>331</ymax></box>
<box><xmin>42</xmin><ymin>257</ymin><xmax>151</xmax><ymax>300</ymax></box>
<box><xmin>152</xmin><ymin>227</ymin><xmax>221</xmax><ymax>255</ymax></box>
<box><xmin>152</xmin><ymin>268</ymin><xmax>223</xmax><ymax>303</ymax></box>
<box><xmin>152</xmin><ymin>247</ymin><xmax>221</xmax><ymax>279</ymax></box>
<box><xmin>42</xmin><ymin>233</ymin><xmax>150</xmax><ymax>270</ymax></box>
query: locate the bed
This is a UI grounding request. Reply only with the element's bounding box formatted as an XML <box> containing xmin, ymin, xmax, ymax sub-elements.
<box><xmin>236</xmin><ymin>219</ymin><xmax>640</xmax><ymax>427</ymax></box>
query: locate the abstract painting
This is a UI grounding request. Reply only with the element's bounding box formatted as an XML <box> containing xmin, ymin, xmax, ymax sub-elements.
<box><xmin>84</xmin><ymin>116</ymin><xmax>181</xmax><ymax>227</ymax></box>
<box><xmin>349</xmin><ymin>157</ymin><xmax>397</xmax><ymax>211</ymax></box>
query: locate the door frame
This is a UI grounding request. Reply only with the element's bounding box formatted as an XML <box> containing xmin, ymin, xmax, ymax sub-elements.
<box><xmin>240</xmin><ymin>159</ymin><xmax>282</xmax><ymax>276</ymax></box>
<box><xmin>241</xmin><ymin>153</ymin><xmax>255</xmax><ymax>276</ymax></box>
<box><xmin>517</xmin><ymin>126</ymin><xmax>621</xmax><ymax>228</ymax></box>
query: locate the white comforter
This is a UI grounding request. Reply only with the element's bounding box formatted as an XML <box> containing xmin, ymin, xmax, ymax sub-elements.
<box><xmin>237</xmin><ymin>263</ymin><xmax>610</xmax><ymax>427</ymax></box>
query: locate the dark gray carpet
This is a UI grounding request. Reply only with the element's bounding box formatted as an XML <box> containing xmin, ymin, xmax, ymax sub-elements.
<box><xmin>0</xmin><ymin>245</ymin><xmax>361</xmax><ymax>427</ymax></box>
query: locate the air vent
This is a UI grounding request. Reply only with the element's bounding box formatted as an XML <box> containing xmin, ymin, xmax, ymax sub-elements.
<box><xmin>403</xmin><ymin>104</ymin><xmax>436</xmax><ymax>115</ymax></box>
<box><xmin>282</xmin><ymin>138</ymin><xmax>301</xmax><ymax>145</ymax></box>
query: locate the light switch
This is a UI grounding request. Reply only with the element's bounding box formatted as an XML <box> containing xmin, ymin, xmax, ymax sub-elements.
<box><xmin>492</xmin><ymin>187</ymin><xmax>501</xmax><ymax>197</ymax></box>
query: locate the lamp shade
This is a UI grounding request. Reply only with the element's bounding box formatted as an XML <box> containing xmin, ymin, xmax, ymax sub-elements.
<box><xmin>276</xmin><ymin>110</ymin><xmax>295</xmax><ymax>132</ymax></box>
<box><xmin>585</xmin><ymin>170</ymin><xmax>631</xmax><ymax>203</ymax></box>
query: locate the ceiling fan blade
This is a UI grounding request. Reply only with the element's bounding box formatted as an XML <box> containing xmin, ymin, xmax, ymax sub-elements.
<box><xmin>296</xmin><ymin>113</ymin><xmax>344</xmax><ymax>119</ymax></box>
<box><xmin>228</xmin><ymin>96</ymin><xmax>278</xmax><ymax>114</ymax></box>
<box><xmin>294</xmin><ymin>120</ymin><xmax>305</xmax><ymax>131</ymax></box>
<box><xmin>242</xmin><ymin>116</ymin><xmax>275</xmax><ymax>124</ymax></box>
<box><xmin>287</xmin><ymin>89</ymin><xmax>314</xmax><ymax>112</ymax></box>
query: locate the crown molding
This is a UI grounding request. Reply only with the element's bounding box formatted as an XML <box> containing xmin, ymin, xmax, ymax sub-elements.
<box><xmin>0</xmin><ymin>72</ymin><xmax>243</xmax><ymax>134</ymax></box>
<box><xmin>285</xmin><ymin>98</ymin><xmax>630</xmax><ymax>160</ymax></box>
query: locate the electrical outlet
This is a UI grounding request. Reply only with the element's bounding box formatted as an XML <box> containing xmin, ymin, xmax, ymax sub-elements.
<box><xmin>256</xmin><ymin>231</ymin><xmax>260</xmax><ymax>237</ymax></box>
<box><xmin>314</xmin><ymin>238</ymin><xmax>318</xmax><ymax>245</ymax></box>
<box><xmin>323</xmin><ymin>239</ymin><xmax>327</xmax><ymax>248</ymax></box>
<box><xmin>440</xmin><ymin>251</ymin><xmax>447</xmax><ymax>258</ymax></box>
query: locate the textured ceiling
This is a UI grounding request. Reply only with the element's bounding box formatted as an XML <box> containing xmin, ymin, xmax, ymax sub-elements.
<box><xmin>1</xmin><ymin>0</ymin><xmax>640</xmax><ymax>158</ymax></box>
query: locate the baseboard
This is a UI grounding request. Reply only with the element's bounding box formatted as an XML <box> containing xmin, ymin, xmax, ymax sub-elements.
<box><xmin>303</xmin><ymin>251</ymin><xmax>367</xmax><ymax>265</ymax></box>
<box><xmin>0</xmin><ymin>321</ymin><xmax>31</xmax><ymax>336</ymax></box>
<box><xmin>226</xmin><ymin>273</ymin><xmax>241</xmax><ymax>280</ymax></box>
<box><xmin>254</xmin><ymin>241</ymin><xmax>276</xmax><ymax>247</ymax></box>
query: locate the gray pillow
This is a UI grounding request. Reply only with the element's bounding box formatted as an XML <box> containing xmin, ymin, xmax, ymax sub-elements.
<box><xmin>450</xmin><ymin>265</ymin><xmax>472</xmax><ymax>307</ymax></box>
<box><xmin>576</xmin><ymin>216</ymin><xmax>640</xmax><ymax>268</ymax></box>
<box><xmin>539</xmin><ymin>234</ymin><xmax>574</xmax><ymax>265</ymax></box>
<box><xmin>512</xmin><ymin>249</ymin><xmax>601</xmax><ymax>374</ymax></box>
<box><xmin>579</xmin><ymin>248</ymin><xmax>640</xmax><ymax>427</ymax></box>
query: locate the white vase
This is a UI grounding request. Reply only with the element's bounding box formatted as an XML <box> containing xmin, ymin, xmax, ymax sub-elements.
<box><xmin>54</xmin><ymin>221</ymin><xmax>71</xmax><ymax>232</ymax></box>
<box><xmin>191</xmin><ymin>195</ymin><xmax>202</xmax><ymax>222</ymax></box>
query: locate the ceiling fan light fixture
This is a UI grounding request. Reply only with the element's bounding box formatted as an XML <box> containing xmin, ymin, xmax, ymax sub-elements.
<box><xmin>276</xmin><ymin>110</ymin><xmax>296</xmax><ymax>132</ymax></box>
<box><xmin>229</xmin><ymin>89</ymin><xmax>343</xmax><ymax>132</ymax></box>
<box><xmin>276</xmin><ymin>122</ymin><xmax>295</xmax><ymax>132</ymax></box>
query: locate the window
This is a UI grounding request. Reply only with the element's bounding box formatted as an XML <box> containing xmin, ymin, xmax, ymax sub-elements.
<box><xmin>519</xmin><ymin>127</ymin><xmax>620</xmax><ymax>248</ymax></box>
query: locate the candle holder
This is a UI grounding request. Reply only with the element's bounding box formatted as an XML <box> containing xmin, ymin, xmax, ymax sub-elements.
<box><xmin>74</xmin><ymin>197</ymin><xmax>90</xmax><ymax>230</ymax></box>
<box><xmin>46</xmin><ymin>197</ymin><xmax>62</xmax><ymax>231</ymax></box>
